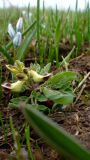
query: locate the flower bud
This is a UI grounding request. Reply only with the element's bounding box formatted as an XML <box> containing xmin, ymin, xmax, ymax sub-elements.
<box><xmin>29</xmin><ymin>70</ymin><xmax>44</xmax><ymax>82</ymax></box>
<box><xmin>2</xmin><ymin>80</ymin><xmax>25</xmax><ymax>92</ymax></box>
<box><xmin>6</xmin><ymin>64</ymin><xmax>18</xmax><ymax>74</ymax></box>
<box><xmin>8</xmin><ymin>23</ymin><xmax>15</xmax><ymax>39</ymax></box>
<box><xmin>6</xmin><ymin>61</ymin><xmax>25</xmax><ymax>75</ymax></box>
<box><xmin>29</xmin><ymin>70</ymin><xmax>52</xmax><ymax>83</ymax></box>
<box><xmin>16</xmin><ymin>17</ymin><xmax>23</xmax><ymax>32</ymax></box>
<box><xmin>15</xmin><ymin>60</ymin><xmax>24</xmax><ymax>71</ymax></box>
<box><xmin>11</xmin><ymin>80</ymin><xmax>25</xmax><ymax>92</ymax></box>
<box><xmin>13</xmin><ymin>32</ymin><xmax>22</xmax><ymax>47</ymax></box>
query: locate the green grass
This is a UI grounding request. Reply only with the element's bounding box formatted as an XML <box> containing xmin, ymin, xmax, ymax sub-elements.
<box><xmin>0</xmin><ymin>3</ymin><xmax>89</xmax><ymax>64</ymax></box>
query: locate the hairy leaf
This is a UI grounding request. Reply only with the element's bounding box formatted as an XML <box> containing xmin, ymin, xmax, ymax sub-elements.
<box><xmin>46</xmin><ymin>71</ymin><xmax>76</xmax><ymax>90</ymax></box>
<box><xmin>42</xmin><ymin>87</ymin><xmax>74</xmax><ymax>105</ymax></box>
<box><xmin>40</xmin><ymin>63</ymin><xmax>51</xmax><ymax>75</ymax></box>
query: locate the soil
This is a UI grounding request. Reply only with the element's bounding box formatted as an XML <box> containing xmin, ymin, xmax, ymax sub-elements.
<box><xmin>0</xmin><ymin>52</ymin><xmax>90</xmax><ymax>160</ymax></box>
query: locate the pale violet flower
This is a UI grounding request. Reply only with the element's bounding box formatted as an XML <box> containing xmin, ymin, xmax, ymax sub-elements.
<box><xmin>22</xmin><ymin>10</ymin><xmax>26</xmax><ymax>16</ymax></box>
<box><xmin>8</xmin><ymin>17</ymin><xmax>23</xmax><ymax>48</ymax></box>
<box><xmin>13</xmin><ymin>32</ymin><xmax>22</xmax><ymax>47</ymax></box>
<box><xmin>8</xmin><ymin>24</ymin><xmax>15</xmax><ymax>39</ymax></box>
<box><xmin>29</xmin><ymin>12</ymin><xmax>32</xmax><ymax>19</ymax></box>
<box><xmin>16</xmin><ymin>17</ymin><xmax>23</xmax><ymax>32</ymax></box>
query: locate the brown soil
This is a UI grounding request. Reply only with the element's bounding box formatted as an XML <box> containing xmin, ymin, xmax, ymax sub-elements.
<box><xmin>0</xmin><ymin>53</ymin><xmax>90</xmax><ymax>160</ymax></box>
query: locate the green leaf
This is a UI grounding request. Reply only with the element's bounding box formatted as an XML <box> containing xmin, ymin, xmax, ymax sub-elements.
<box><xmin>9</xmin><ymin>96</ymin><xmax>28</xmax><ymax>108</ymax></box>
<box><xmin>55</xmin><ymin>18</ymin><xmax>61</xmax><ymax>46</ymax></box>
<box><xmin>0</xmin><ymin>46</ymin><xmax>14</xmax><ymax>64</ymax></box>
<box><xmin>31</xmin><ymin>104</ymin><xmax>49</xmax><ymax>113</ymax></box>
<box><xmin>30</xmin><ymin>63</ymin><xmax>51</xmax><ymax>75</ymax></box>
<box><xmin>59</xmin><ymin>46</ymin><xmax>75</xmax><ymax>67</ymax></box>
<box><xmin>47</xmin><ymin>71</ymin><xmax>76</xmax><ymax>90</ymax></box>
<box><xmin>42</xmin><ymin>87</ymin><xmax>74</xmax><ymax>105</ymax></box>
<box><xmin>9</xmin><ymin>96</ymin><xmax>48</xmax><ymax>112</ymax></box>
<box><xmin>16</xmin><ymin>28</ymin><xmax>36</xmax><ymax>61</ymax></box>
<box><xmin>55</xmin><ymin>18</ymin><xmax>61</xmax><ymax>66</ymax></box>
<box><xmin>31</xmin><ymin>90</ymin><xmax>47</xmax><ymax>102</ymax></box>
<box><xmin>23</xmin><ymin>20</ymin><xmax>36</xmax><ymax>37</ymax></box>
<box><xmin>40</xmin><ymin>63</ymin><xmax>51</xmax><ymax>75</ymax></box>
<box><xmin>20</xmin><ymin>104</ymin><xmax>90</xmax><ymax>160</ymax></box>
<box><xmin>30</xmin><ymin>63</ymin><xmax>41</xmax><ymax>73</ymax></box>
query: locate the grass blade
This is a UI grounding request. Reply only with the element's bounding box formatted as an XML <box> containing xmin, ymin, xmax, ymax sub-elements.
<box><xmin>25</xmin><ymin>126</ymin><xmax>34</xmax><ymax>160</ymax></box>
<box><xmin>37</xmin><ymin>0</ymin><xmax>40</xmax><ymax>62</ymax></box>
<box><xmin>0</xmin><ymin>46</ymin><xmax>14</xmax><ymax>64</ymax></box>
<box><xmin>16</xmin><ymin>28</ymin><xmax>36</xmax><ymax>61</ymax></box>
<box><xmin>59</xmin><ymin>46</ymin><xmax>75</xmax><ymax>66</ymax></box>
<box><xmin>55</xmin><ymin>19</ymin><xmax>61</xmax><ymax>66</ymax></box>
<box><xmin>20</xmin><ymin>103</ymin><xmax>90</xmax><ymax>160</ymax></box>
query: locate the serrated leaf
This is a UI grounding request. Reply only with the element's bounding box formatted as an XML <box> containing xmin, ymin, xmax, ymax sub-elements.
<box><xmin>31</xmin><ymin>90</ymin><xmax>48</xmax><ymax>102</ymax></box>
<box><xmin>40</xmin><ymin>63</ymin><xmax>51</xmax><ymax>75</ymax></box>
<box><xmin>9</xmin><ymin>96</ymin><xmax>48</xmax><ymax>112</ymax></box>
<box><xmin>30</xmin><ymin>63</ymin><xmax>51</xmax><ymax>75</ymax></box>
<box><xmin>9</xmin><ymin>96</ymin><xmax>28</xmax><ymax>108</ymax></box>
<box><xmin>30</xmin><ymin>63</ymin><xmax>41</xmax><ymax>73</ymax></box>
<box><xmin>31</xmin><ymin>104</ymin><xmax>49</xmax><ymax>113</ymax></box>
<box><xmin>42</xmin><ymin>87</ymin><xmax>74</xmax><ymax>105</ymax></box>
<box><xmin>47</xmin><ymin>71</ymin><xmax>76</xmax><ymax>90</ymax></box>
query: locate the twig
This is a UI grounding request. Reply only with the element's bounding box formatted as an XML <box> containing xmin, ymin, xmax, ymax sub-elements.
<box><xmin>74</xmin><ymin>71</ymin><xmax>90</xmax><ymax>92</ymax></box>
<box><xmin>74</xmin><ymin>84</ymin><xmax>86</xmax><ymax>104</ymax></box>
<box><xmin>70</xmin><ymin>53</ymin><xmax>84</xmax><ymax>63</ymax></box>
